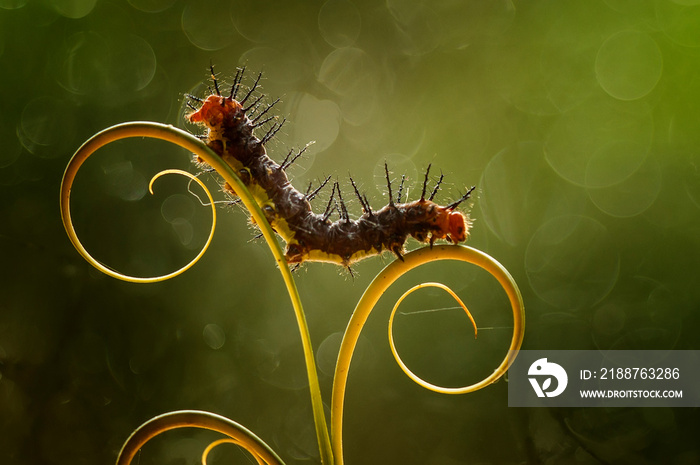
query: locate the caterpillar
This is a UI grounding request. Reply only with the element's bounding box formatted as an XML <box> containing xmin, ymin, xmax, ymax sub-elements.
<box><xmin>186</xmin><ymin>66</ymin><xmax>475</xmax><ymax>270</ymax></box>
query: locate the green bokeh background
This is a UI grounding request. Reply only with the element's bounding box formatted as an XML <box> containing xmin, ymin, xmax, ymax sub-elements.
<box><xmin>1</xmin><ymin>1</ymin><xmax>699</xmax><ymax>464</ymax></box>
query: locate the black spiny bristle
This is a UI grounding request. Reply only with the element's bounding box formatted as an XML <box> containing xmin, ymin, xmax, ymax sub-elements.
<box><xmin>230</xmin><ymin>66</ymin><xmax>245</xmax><ymax>99</ymax></box>
<box><xmin>396</xmin><ymin>174</ymin><xmax>405</xmax><ymax>203</ymax></box>
<box><xmin>240</xmin><ymin>71</ymin><xmax>262</xmax><ymax>105</ymax></box>
<box><xmin>209</xmin><ymin>63</ymin><xmax>221</xmax><ymax>96</ymax></box>
<box><xmin>243</xmin><ymin>93</ymin><xmax>266</xmax><ymax>114</ymax></box>
<box><xmin>349</xmin><ymin>176</ymin><xmax>371</xmax><ymax>215</ymax></box>
<box><xmin>260</xmin><ymin>118</ymin><xmax>286</xmax><ymax>144</ymax></box>
<box><xmin>428</xmin><ymin>172</ymin><xmax>444</xmax><ymax>201</ymax></box>
<box><xmin>280</xmin><ymin>144</ymin><xmax>309</xmax><ymax>170</ymax></box>
<box><xmin>384</xmin><ymin>162</ymin><xmax>394</xmax><ymax>206</ymax></box>
<box><xmin>322</xmin><ymin>183</ymin><xmax>337</xmax><ymax>222</ymax></box>
<box><xmin>251</xmin><ymin>116</ymin><xmax>275</xmax><ymax>129</ymax></box>
<box><xmin>420</xmin><ymin>164</ymin><xmax>432</xmax><ymax>201</ymax></box>
<box><xmin>306</xmin><ymin>175</ymin><xmax>332</xmax><ymax>201</ymax></box>
<box><xmin>336</xmin><ymin>182</ymin><xmax>349</xmax><ymax>222</ymax></box>
<box><xmin>250</xmin><ymin>97</ymin><xmax>279</xmax><ymax>122</ymax></box>
<box><xmin>446</xmin><ymin>186</ymin><xmax>476</xmax><ymax>210</ymax></box>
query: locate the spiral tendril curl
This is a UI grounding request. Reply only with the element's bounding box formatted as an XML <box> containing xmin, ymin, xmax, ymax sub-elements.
<box><xmin>115</xmin><ymin>411</ymin><xmax>284</xmax><ymax>465</ymax></box>
<box><xmin>202</xmin><ymin>438</ymin><xmax>265</xmax><ymax>465</ymax></box>
<box><xmin>389</xmin><ymin>282</ymin><xmax>478</xmax><ymax>392</ymax></box>
<box><xmin>330</xmin><ymin>245</ymin><xmax>524</xmax><ymax>464</ymax></box>
<box><xmin>60</xmin><ymin>121</ymin><xmax>331</xmax><ymax>465</ymax></box>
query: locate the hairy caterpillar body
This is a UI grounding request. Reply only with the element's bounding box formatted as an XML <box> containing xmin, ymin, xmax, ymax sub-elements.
<box><xmin>187</xmin><ymin>67</ymin><xmax>475</xmax><ymax>268</ymax></box>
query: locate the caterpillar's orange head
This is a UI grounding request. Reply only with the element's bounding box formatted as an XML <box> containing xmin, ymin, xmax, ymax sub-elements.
<box><xmin>442</xmin><ymin>185</ymin><xmax>475</xmax><ymax>242</ymax></box>
<box><xmin>188</xmin><ymin>95</ymin><xmax>241</xmax><ymax>129</ymax></box>
<box><xmin>447</xmin><ymin>210</ymin><xmax>470</xmax><ymax>242</ymax></box>
<box><xmin>432</xmin><ymin>208</ymin><xmax>470</xmax><ymax>243</ymax></box>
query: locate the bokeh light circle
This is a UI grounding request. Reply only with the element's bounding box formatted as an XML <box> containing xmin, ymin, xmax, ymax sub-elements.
<box><xmin>656</xmin><ymin>1</ymin><xmax>700</xmax><ymax>48</ymax></box>
<box><xmin>318</xmin><ymin>47</ymin><xmax>381</xmax><ymax>125</ymax></box>
<box><xmin>49</xmin><ymin>0</ymin><xmax>96</xmax><ymax>18</ymax></box>
<box><xmin>525</xmin><ymin>215</ymin><xmax>620</xmax><ymax>310</ymax></box>
<box><xmin>127</xmin><ymin>0</ymin><xmax>176</xmax><ymax>13</ymax></box>
<box><xmin>0</xmin><ymin>0</ymin><xmax>27</xmax><ymax>9</ymax></box>
<box><xmin>545</xmin><ymin>96</ymin><xmax>653</xmax><ymax>187</ymax></box>
<box><xmin>540</xmin><ymin>8</ymin><xmax>601</xmax><ymax>112</ymax></box>
<box><xmin>203</xmin><ymin>323</ymin><xmax>226</xmax><ymax>350</ymax></box>
<box><xmin>592</xmin><ymin>302</ymin><xmax>627</xmax><ymax>337</ymax></box>
<box><xmin>480</xmin><ymin>142</ymin><xmax>588</xmax><ymax>247</ymax></box>
<box><xmin>0</xmin><ymin>125</ymin><xmax>21</xmax><ymax>168</ymax></box>
<box><xmin>101</xmin><ymin>160</ymin><xmax>148</xmax><ymax>202</ymax></box>
<box><xmin>182</xmin><ymin>1</ymin><xmax>236</xmax><ymax>51</ymax></box>
<box><xmin>18</xmin><ymin>97</ymin><xmax>75</xmax><ymax>158</ymax></box>
<box><xmin>229</xmin><ymin>0</ymin><xmax>292</xmax><ymax>43</ymax></box>
<box><xmin>386</xmin><ymin>1</ymin><xmax>442</xmax><ymax>56</ymax></box>
<box><xmin>161</xmin><ymin>194</ymin><xmax>196</xmax><ymax>223</ymax></box>
<box><xmin>318</xmin><ymin>47</ymin><xmax>377</xmax><ymax>97</ymax></box>
<box><xmin>587</xmin><ymin>154</ymin><xmax>662</xmax><ymax>218</ymax></box>
<box><xmin>584</xmin><ymin>139</ymin><xmax>650</xmax><ymax>189</ymax></box>
<box><xmin>595</xmin><ymin>30</ymin><xmax>663</xmax><ymax>101</ymax></box>
<box><xmin>239</xmin><ymin>46</ymin><xmax>309</xmax><ymax>85</ymax></box>
<box><xmin>684</xmin><ymin>155</ymin><xmax>700</xmax><ymax>209</ymax></box>
<box><xmin>318</xmin><ymin>0</ymin><xmax>361</xmax><ymax>48</ymax></box>
<box><xmin>56</xmin><ymin>32</ymin><xmax>156</xmax><ymax>99</ymax></box>
<box><xmin>316</xmin><ymin>332</ymin><xmax>342</xmax><ymax>376</ymax></box>
<box><xmin>288</xmin><ymin>93</ymin><xmax>341</xmax><ymax>153</ymax></box>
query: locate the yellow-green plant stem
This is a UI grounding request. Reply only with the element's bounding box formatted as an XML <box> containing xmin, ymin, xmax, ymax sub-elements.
<box><xmin>116</xmin><ymin>410</ymin><xmax>284</xmax><ymax>465</ymax></box>
<box><xmin>60</xmin><ymin>122</ymin><xmax>333</xmax><ymax>465</ymax></box>
<box><xmin>330</xmin><ymin>244</ymin><xmax>525</xmax><ymax>464</ymax></box>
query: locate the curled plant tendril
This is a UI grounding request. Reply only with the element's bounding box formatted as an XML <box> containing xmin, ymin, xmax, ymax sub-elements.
<box><xmin>60</xmin><ymin>121</ymin><xmax>332</xmax><ymax>465</ymax></box>
<box><xmin>388</xmin><ymin>282</ymin><xmax>478</xmax><ymax>393</ymax></box>
<box><xmin>330</xmin><ymin>245</ymin><xmax>524</xmax><ymax>464</ymax></box>
<box><xmin>60</xmin><ymin>135</ymin><xmax>217</xmax><ymax>284</ymax></box>
<box><xmin>116</xmin><ymin>410</ymin><xmax>284</xmax><ymax>465</ymax></box>
<box><xmin>202</xmin><ymin>438</ymin><xmax>262</xmax><ymax>465</ymax></box>
<box><xmin>60</xmin><ymin>121</ymin><xmax>525</xmax><ymax>465</ymax></box>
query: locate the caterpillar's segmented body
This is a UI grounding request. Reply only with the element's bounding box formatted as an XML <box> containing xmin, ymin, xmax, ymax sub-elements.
<box><xmin>187</xmin><ymin>67</ymin><xmax>474</xmax><ymax>268</ymax></box>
